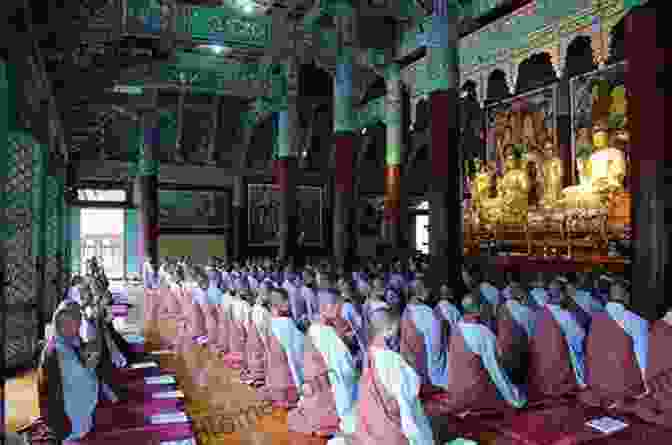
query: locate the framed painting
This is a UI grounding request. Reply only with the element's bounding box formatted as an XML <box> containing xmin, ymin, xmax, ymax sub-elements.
<box><xmin>247</xmin><ymin>184</ymin><xmax>323</xmax><ymax>246</ymax></box>
<box><xmin>158</xmin><ymin>189</ymin><xmax>229</xmax><ymax>229</ymax></box>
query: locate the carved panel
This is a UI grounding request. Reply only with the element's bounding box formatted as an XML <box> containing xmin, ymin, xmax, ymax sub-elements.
<box><xmin>4</xmin><ymin>132</ymin><xmax>40</xmax><ymax>370</ymax></box>
<box><xmin>181</xmin><ymin>5</ymin><xmax>272</xmax><ymax>48</ymax></box>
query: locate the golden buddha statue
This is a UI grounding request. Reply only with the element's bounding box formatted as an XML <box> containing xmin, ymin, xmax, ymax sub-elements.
<box><xmin>561</xmin><ymin>122</ymin><xmax>627</xmax><ymax>208</ymax></box>
<box><xmin>541</xmin><ymin>139</ymin><xmax>564</xmax><ymax>208</ymax></box>
<box><xmin>472</xmin><ymin>159</ymin><xmax>491</xmax><ymax>211</ymax></box>
<box><xmin>479</xmin><ymin>147</ymin><xmax>531</xmax><ymax>225</ymax></box>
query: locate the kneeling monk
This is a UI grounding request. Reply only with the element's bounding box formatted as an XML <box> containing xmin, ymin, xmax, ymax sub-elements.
<box><xmin>259</xmin><ymin>287</ymin><xmax>305</xmax><ymax>408</ymax></box>
<box><xmin>618</xmin><ymin>306</ymin><xmax>672</xmax><ymax>428</ymax></box>
<box><xmin>428</xmin><ymin>293</ymin><xmax>526</xmax><ymax>415</ymax></box>
<box><xmin>328</xmin><ymin>308</ymin><xmax>435</xmax><ymax>445</ymax></box>
<box><xmin>288</xmin><ymin>292</ymin><xmax>360</xmax><ymax>436</ymax></box>
<box><xmin>38</xmin><ymin>302</ymin><xmax>119</xmax><ymax>441</ymax></box>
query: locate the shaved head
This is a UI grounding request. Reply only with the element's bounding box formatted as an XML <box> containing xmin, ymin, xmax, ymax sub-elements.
<box><xmin>369</xmin><ymin>308</ymin><xmax>401</xmax><ymax>339</ymax></box>
<box><xmin>462</xmin><ymin>293</ymin><xmax>481</xmax><ymax>314</ymax></box>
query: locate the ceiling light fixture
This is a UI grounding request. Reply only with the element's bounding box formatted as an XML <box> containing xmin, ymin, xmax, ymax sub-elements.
<box><xmin>211</xmin><ymin>45</ymin><xmax>224</xmax><ymax>54</ymax></box>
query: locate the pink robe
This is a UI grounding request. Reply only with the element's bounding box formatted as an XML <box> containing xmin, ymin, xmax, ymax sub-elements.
<box><xmin>214</xmin><ymin>304</ymin><xmax>231</xmax><ymax>355</ymax></box>
<box><xmin>259</xmin><ymin>330</ymin><xmax>300</xmax><ymax>409</ymax></box>
<box><xmin>240</xmin><ymin>319</ymin><xmax>266</xmax><ymax>385</ymax></box>
<box><xmin>287</xmin><ymin>334</ymin><xmax>341</xmax><ymax>435</ymax></box>
<box><xmin>426</xmin><ymin>318</ymin><xmax>513</xmax><ymax>416</ymax></box>
<box><xmin>202</xmin><ymin>304</ymin><xmax>219</xmax><ymax>354</ymax></box>
<box><xmin>578</xmin><ymin>312</ymin><xmax>646</xmax><ymax>408</ymax></box>
<box><xmin>352</xmin><ymin>335</ymin><xmax>411</xmax><ymax>445</ymax></box>
<box><xmin>223</xmin><ymin>303</ymin><xmax>247</xmax><ymax>369</ymax></box>
<box><xmin>527</xmin><ymin>307</ymin><xmax>580</xmax><ymax>404</ymax></box>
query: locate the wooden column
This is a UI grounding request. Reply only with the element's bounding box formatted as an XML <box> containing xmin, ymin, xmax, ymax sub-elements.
<box><xmin>627</xmin><ymin>5</ymin><xmax>668</xmax><ymax>320</ymax></box>
<box><xmin>232</xmin><ymin>175</ymin><xmax>248</xmax><ymax>262</ymax></box>
<box><xmin>384</xmin><ymin>62</ymin><xmax>404</xmax><ymax>249</ymax></box>
<box><xmin>428</xmin><ymin>2</ymin><xmax>463</xmax><ymax>292</ymax></box>
<box><xmin>137</xmin><ymin>109</ymin><xmax>160</xmax><ymax>270</ymax></box>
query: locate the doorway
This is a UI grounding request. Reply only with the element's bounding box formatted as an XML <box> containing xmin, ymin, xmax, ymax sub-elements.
<box><xmin>414</xmin><ymin>200</ymin><xmax>429</xmax><ymax>254</ymax></box>
<box><xmin>80</xmin><ymin>208</ymin><xmax>125</xmax><ymax>279</ymax></box>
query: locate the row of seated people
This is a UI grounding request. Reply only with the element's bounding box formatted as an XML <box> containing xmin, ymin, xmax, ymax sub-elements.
<box><xmin>145</xmin><ymin>257</ymin><xmax>672</xmax><ymax>445</ymax></box>
<box><xmin>27</xmin><ymin>281</ymin><xmax>197</xmax><ymax>444</ymax></box>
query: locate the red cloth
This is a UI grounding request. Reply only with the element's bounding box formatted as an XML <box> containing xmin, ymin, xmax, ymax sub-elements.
<box><xmin>490</xmin><ymin>400</ymin><xmax>672</xmax><ymax>445</ymax></box>
<box><xmin>400</xmin><ymin>311</ymin><xmax>429</xmax><ymax>385</ymax></box>
<box><xmin>425</xmin><ymin>323</ymin><xmax>512</xmax><ymax>416</ymax></box>
<box><xmin>287</xmin><ymin>334</ymin><xmax>341</xmax><ymax>435</ymax></box>
<box><xmin>528</xmin><ymin>307</ymin><xmax>580</xmax><ymax>403</ymax></box>
<box><xmin>259</xmin><ymin>329</ymin><xmax>299</xmax><ymax>409</ymax></box>
<box><xmin>351</xmin><ymin>335</ymin><xmax>409</xmax><ymax>445</ymax></box>
<box><xmin>579</xmin><ymin>312</ymin><xmax>646</xmax><ymax>408</ymax></box>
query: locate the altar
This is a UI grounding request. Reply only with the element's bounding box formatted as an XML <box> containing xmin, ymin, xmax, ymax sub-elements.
<box><xmin>464</xmin><ymin>62</ymin><xmax>631</xmax><ymax>262</ymax></box>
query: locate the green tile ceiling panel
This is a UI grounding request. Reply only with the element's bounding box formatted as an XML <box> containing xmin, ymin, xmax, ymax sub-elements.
<box><xmin>185</xmin><ymin>6</ymin><xmax>272</xmax><ymax>49</ymax></box>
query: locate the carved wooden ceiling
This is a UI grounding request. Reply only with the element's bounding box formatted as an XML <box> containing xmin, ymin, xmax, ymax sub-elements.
<box><xmin>16</xmin><ymin>0</ymin><xmax>559</xmax><ymax>174</ymax></box>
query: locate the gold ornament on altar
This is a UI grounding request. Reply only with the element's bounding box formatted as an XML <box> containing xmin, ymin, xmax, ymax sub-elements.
<box><xmin>479</xmin><ymin>146</ymin><xmax>531</xmax><ymax>225</ymax></box>
<box><xmin>540</xmin><ymin>138</ymin><xmax>564</xmax><ymax>208</ymax></box>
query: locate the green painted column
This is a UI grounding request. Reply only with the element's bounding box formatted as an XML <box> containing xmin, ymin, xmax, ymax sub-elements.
<box><xmin>125</xmin><ymin>208</ymin><xmax>139</xmax><ymax>277</ymax></box>
<box><xmin>69</xmin><ymin>206</ymin><xmax>81</xmax><ymax>275</ymax></box>
<box><xmin>384</xmin><ymin>62</ymin><xmax>404</xmax><ymax>248</ymax></box>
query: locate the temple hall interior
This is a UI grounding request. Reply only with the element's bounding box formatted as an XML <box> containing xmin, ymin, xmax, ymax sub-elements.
<box><xmin>2</xmin><ymin>0</ymin><xmax>669</xmax><ymax>444</ymax></box>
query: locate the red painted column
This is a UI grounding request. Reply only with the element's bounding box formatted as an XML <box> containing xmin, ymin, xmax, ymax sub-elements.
<box><xmin>334</xmin><ymin>132</ymin><xmax>355</xmax><ymax>267</ymax></box>
<box><xmin>626</xmin><ymin>5</ymin><xmax>668</xmax><ymax>321</ymax></box>
<box><xmin>274</xmin><ymin>157</ymin><xmax>297</xmax><ymax>262</ymax></box>
<box><xmin>429</xmin><ymin>88</ymin><xmax>462</xmax><ymax>292</ymax></box>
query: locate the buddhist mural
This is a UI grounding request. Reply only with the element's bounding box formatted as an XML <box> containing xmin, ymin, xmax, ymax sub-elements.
<box><xmin>248</xmin><ymin>185</ymin><xmax>323</xmax><ymax>246</ymax></box>
<box><xmin>481</xmin><ymin>85</ymin><xmax>557</xmax><ymax>217</ymax></box>
<box><xmin>158</xmin><ymin>189</ymin><xmax>228</xmax><ymax>229</ymax></box>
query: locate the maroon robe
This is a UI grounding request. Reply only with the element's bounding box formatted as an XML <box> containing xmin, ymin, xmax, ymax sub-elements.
<box><xmin>287</xmin><ymin>334</ymin><xmax>341</xmax><ymax>436</ymax></box>
<box><xmin>496</xmin><ymin>305</ymin><xmax>531</xmax><ymax>385</ymax></box>
<box><xmin>37</xmin><ymin>339</ymin><xmax>73</xmax><ymax>441</ymax></box>
<box><xmin>400</xmin><ymin>310</ymin><xmax>429</xmax><ymax>386</ymax></box>
<box><xmin>622</xmin><ymin>320</ymin><xmax>672</xmax><ymax>428</ymax></box>
<box><xmin>351</xmin><ymin>335</ymin><xmax>411</xmax><ymax>445</ymax></box>
<box><xmin>259</xmin><ymin>328</ymin><xmax>300</xmax><ymax>409</ymax></box>
<box><xmin>527</xmin><ymin>307</ymin><xmax>580</xmax><ymax>405</ymax></box>
<box><xmin>578</xmin><ymin>311</ymin><xmax>646</xmax><ymax>408</ymax></box>
<box><xmin>426</xmin><ymin>315</ymin><xmax>512</xmax><ymax>416</ymax></box>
